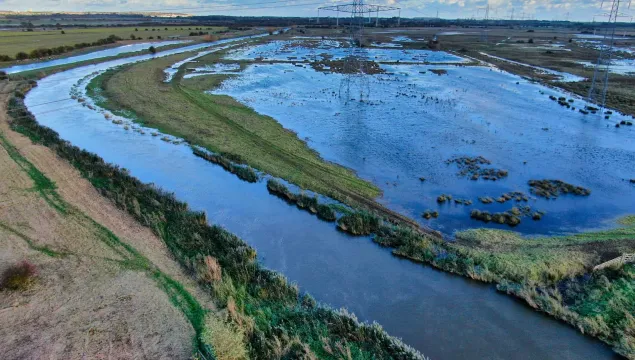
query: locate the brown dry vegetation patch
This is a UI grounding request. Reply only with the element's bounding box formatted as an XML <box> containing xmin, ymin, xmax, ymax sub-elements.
<box><xmin>0</xmin><ymin>81</ymin><xmax>213</xmax><ymax>359</ymax></box>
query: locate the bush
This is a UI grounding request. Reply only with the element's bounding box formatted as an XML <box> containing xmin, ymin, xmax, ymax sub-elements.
<box><xmin>148</xmin><ymin>46</ymin><xmax>157</xmax><ymax>54</ymax></box>
<box><xmin>1</xmin><ymin>260</ymin><xmax>37</xmax><ymax>290</ymax></box>
<box><xmin>316</xmin><ymin>204</ymin><xmax>336</xmax><ymax>222</ymax></box>
<box><xmin>15</xmin><ymin>52</ymin><xmax>29</xmax><ymax>60</ymax></box>
<box><xmin>337</xmin><ymin>211</ymin><xmax>382</xmax><ymax>235</ymax></box>
<box><xmin>200</xmin><ymin>313</ymin><xmax>249</xmax><ymax>360</ymax></box>
<box><xmin>0</xmin><ymin>55</ymin><xmax>12</xmax><ymax>62</ymax></box>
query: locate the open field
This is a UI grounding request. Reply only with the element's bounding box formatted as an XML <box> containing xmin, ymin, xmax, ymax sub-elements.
<box><xmin>0</xmin><ymin>81</ymin><xmax>215</xmax><ymax>359</ymax></box>
<box><xmin>0</xmin><ymin>26</ymin><xmax>227</xmax><ymax>57</ymax></box>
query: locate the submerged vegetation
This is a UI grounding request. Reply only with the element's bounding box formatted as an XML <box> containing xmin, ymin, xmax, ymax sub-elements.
<box><xmin>529</xmin><ymin>179</ymin><xmax>591</xmax><ymax>199</ymax></box>
<box><xmin>7</xmin><ymin>91</ymin><xmax>426</xmax><ymax>360</ymax></box>
<box><xmin>446</xmin><ymin>156</ymin><xmax>509</xmax><ymax>181</ymax></box>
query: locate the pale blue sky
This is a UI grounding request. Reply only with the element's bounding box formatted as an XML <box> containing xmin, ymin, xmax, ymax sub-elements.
<box><xmin>0</xmin><ymin>0</ymin><xmax>632</xmax><ymax>22</ymax></box>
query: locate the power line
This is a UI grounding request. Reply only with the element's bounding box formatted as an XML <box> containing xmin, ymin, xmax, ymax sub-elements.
<box><xmin>38</xmin><ymin>0</ymin><xmax>333</xmax><ymax>16</ymax></box>
<box><xmin>94</xmin><ymin>0</ymin><xmax>340</xmax><ymax>14</ymax></box>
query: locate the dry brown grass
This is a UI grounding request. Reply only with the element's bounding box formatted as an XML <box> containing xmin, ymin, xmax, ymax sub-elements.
<box><xmin>0</xmin><ymin>80</ymin><xmax>214</xmax><ymax>359</ymax></box>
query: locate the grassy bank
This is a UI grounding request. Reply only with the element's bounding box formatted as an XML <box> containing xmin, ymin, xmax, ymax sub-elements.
<box><xmin>7</xmin><ymin>84</ymin><xmax>426</xmax><ymax>359</ymax></box>
<box><xmin>380</xmin><ymin>220</ymin><xmax>635</xmax><ymax>358</ymax></box>
<box><xmin>87</xmin><ymin>51</ymin><xmax>398</xmax><ymax>218</ymax></box>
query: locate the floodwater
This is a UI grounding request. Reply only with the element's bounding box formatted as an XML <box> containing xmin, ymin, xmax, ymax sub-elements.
<box><xmin>23</xmin><ymin>41</ymin><xmax>621</xmax><ymax>359</ymax></box>
<box><xmin>479</xmin><ymin>52</ymin><xmax>585</xmax><ymax>82</ymax></box>
<box><xmin>213</xmin><ymin>50</ymin><xmax>635</xmax><ymax>236</ymax></box>
<box><xmin>225</xmin><ymin>40</ymin><xmax>468</xmax><ymax>63</ymax></box>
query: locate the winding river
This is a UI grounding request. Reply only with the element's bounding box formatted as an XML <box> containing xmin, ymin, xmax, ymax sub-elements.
<box><xmin>17</xmin><ymin>39</ymin><xmax>622</xmax><ymax>359</ymax></box>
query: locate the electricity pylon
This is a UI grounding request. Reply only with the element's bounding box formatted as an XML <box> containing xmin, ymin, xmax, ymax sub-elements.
<box><xmin>319</xmin><ymin>0</ymin><xmax>400</xmax><ymax>101</ymax></box>
<box><xmin>588</xmin><ymin>0</ymin><xmax>632</xmax><ymax>109</ymax></box>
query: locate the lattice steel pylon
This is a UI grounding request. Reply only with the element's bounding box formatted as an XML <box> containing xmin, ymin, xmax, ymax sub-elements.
<box><xmin>319</xmin><ymin>0</ymin><xmax>400</xmax><ymax>101</ymax></box>
<box><xmin>587</xmin><ymin>0</ymin><xmax>632</xmax><ymax>109</ymax></box>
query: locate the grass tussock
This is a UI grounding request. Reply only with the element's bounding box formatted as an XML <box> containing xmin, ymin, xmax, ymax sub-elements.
<box><xmin>200</xmin><ymin>312</ymin><xmax>249</xmax><ymax>360</ymax></box>
<box><xmin>337</xmin><ymin>211</ymin><xmax>382</xmax><ymax>236</ymax></box>
<box><xmin>7</xmin><ymin>92</ymin><xmax>426</xmax><ymax>360</ymax></box>
<box><xmin>1</xmin><ymin>260</ymin><xmax>38</xmax><ymax>291</ymax></box>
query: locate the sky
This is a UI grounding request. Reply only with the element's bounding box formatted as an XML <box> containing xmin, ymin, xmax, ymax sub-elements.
<box><xmin>0</xmin><ymin>0</ymin><xmax>633</xmax><ymax>22</ymax></box>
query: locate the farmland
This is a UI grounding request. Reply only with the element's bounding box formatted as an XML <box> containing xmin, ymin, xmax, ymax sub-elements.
<box><xmin>0</xmin><ymin>26</ymin><xmax>227</xmax><ymax>62</ymax></box>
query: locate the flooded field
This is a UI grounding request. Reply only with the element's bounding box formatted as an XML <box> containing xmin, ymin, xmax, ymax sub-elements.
<box><xmin>212</xmin><ymin>40</ymin><xmax>635</xmax><ymax>236</ymax></box>
<box><xmin>21</xmin><ymin>40</ymin><xmax>622</xmax><ymax>360</ymax></box>
<box><xmin>225</xmin><ymin>39</ymin><xmax>468</xmax><ymax>63</ymax></box>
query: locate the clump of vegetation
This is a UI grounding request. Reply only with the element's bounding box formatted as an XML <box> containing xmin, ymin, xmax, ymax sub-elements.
<box><xmin>310</xmin><ymin>57</ymin><xmax>385</xmax><ymax>75</ymax></box>
<box><xmin>528</xmin><ymin>179</ymin><xmax>591</xmax><ymax>199</ymax></box>
<box><xmin>267</xmin><ymin>179</ymin><xmax>339</xmax><ymax>222</ymax></box>
<box><xmin>266</xmin><ymin>179</ymin><xmax>296</xmax><ymax>201</ymax></box>
<box><xmin>429</xmin><ymin>69</ymin><xmax>448</xmax><ymax>76</ymax></box>
<box><xmin>446</xmin><ymin>156</ymin><xmax>508</xmax><ymax>181</ymax></box>
<box><xmin>193</xmin><ymin>148</ymin><xmax>259</xmax><ymax>183</ymax></box>
<box><xmin>200</xmin><ymin>312</ymin><xmax>249</xmax><ymax>360</ymax></box>
<box><xmin>479</xmin><ymin>196</ymin><xmax>494</xmax><ymax>204</ymax></box>
<box><xmin>470</xmin><ymin>209</ymin><xmax>522</xmax><ymax>226</ymax></box>
<box><xmin>437</xmin><ymin>194</ymin><xmax>452</xmax><ymax>203</ymax></box>
<box><xmin>316</xmin><ymin>204</ymin><xmax>337</xmax><ymax>222</ymax></box>
<box><xmin>422</xmin><ymin>210</ymin><xmax>439</xmax><ymax>220</ymax></box>
<box><xmin>453</xmin><ymin>198</ymin><xmax>472</xmax><ymax>205</ymax></box>
<box><xmin>1</xmin><ymin>260</ymin><xmax>38</xmax><ymax>291</ymax></box>
<box><xmin>337</xmin><ymin>211</ymin><xmax>382</xmax><ymax>235</ymax></box>
<box><xmin>494</xmin><ymin>191</ymin><xmax>529</xmax><ymax>204</ymax></box>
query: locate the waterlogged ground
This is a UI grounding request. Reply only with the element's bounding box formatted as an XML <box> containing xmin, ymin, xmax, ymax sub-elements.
<box><xmin>22</xmin><ymin>41</ymin><xmax>620</xmax><ymax>360</ymax></box>
<box><xmin>225</xmin><ymin>40</ymin><xmax>468</xmax><ymax>64</ymax></box>
<box><xmin>214</xmin><ymin>45</ymin><xmax>635</xmax><ymax>236</ymax></box>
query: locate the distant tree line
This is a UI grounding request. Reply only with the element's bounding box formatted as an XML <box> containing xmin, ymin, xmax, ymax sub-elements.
<box><xmin>0</xmin><ymin>35</ymin><xmax>123</xmax><ymax>62</ymax></box>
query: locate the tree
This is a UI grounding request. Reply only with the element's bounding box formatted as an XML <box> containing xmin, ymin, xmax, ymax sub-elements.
<box><xmin>148</xmin><ymin>46</ymin><xmax>157</xmax><ymax>55</ymax></box>
<box><xmin>15</xmin><ymin>52</ymin><xmax>29</xmax><ymax>60</ymax></box>
<box><xmin>61</xmin><ymin>30</ymin><xmax>65</xmax><ymax>34</ymax></box>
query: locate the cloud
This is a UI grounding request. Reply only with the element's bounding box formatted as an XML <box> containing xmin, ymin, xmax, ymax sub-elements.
<box><xmin>0</xmin><ymin>0</ymin><xmax>625</xmax><ymax>20</ymax></box>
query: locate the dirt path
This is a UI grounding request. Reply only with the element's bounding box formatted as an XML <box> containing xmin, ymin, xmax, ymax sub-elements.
<box><xmin>0</xmin><ymin>79</ymin><xmax>214</xmax><ymax>359</ymax></box>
